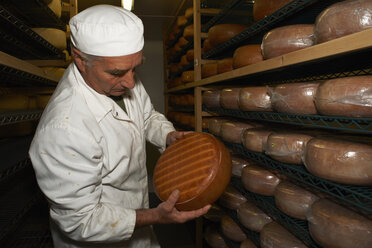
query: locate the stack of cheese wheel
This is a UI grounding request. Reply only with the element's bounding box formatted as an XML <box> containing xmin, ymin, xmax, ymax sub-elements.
<box><xmin>253</xmin><ymin>0</ymin><xmax>292</xmax><ymax>22</ymax></box>
<box><xmin>269</xmin><ymin>82</ymin><xmax>319</xmax><ymax>115</ymax></box>
<box><xmin>202</xmin><ymin>63</ymin><xmax>218</xmax><ymax>78</ymax></box>
<box><xmin>220</xmin><ymin>120</ymin><xmax>259</xmax><ymax>144</ymax></box>
<box><xmin>314</xmin><ymin>0</ymin><xmax>372</xmax><ymax>44</ymax></box>
<box><xmin>218</xmin><ymin>184</ymin><xmax>247</xmax><ymax>210</ymax></box>
<box><xmin>221</xmin><ymin>215</ymin><xmax>247</xmax><ymax>243</ymax></box>
<box><xmin>314</xmin><ymin>76</ymin><xmax>372</xmax><ymax>117</ymax></box>
<box><xmin>260</xmin><ymin>222</ymin><xmax>308</xmax><ymax>248</ymax></box>
<box><xmin>233</xmin><ymin>45</ymin><xmax>263</xmax><ymax>69</ymax></box>
<box><xmin>242</xmin><ymin>128</ymin><xmax>274</xmax><ymax>153</ymax></box>
<box><xmin>203</xmin><ymin>90</ymin><xmax>221</xmax><ymax>108</ymax></box>
<box><xmin>237</xmin><ymin>201</ymin><xmax>272</xmax><ymax>232</ymax></box>
<box><xmin>261</xmin><ymin>24</ymin><xmax>315</xmax><ymax>59</ymax></box>
<box><xmin>307</xmin><ymin>199</ymin><xmax>372</xmax><ymax>248</ymax></box>
<box><xmin>153</xmin><ymin>132</ymin><xmax>232</xmax><ymax>210</ymax></box>
<box><xmin>220</xmin><ymin>88</ymin><xmax>241</xmax><ymax>110</ymax></box>
<box><xmin>303</xmin><ymin>136</ymin><xmax>372</xmax><ymax>186</ymax></box>
<box><xmin>204</xmin><ymin>225</ymin><xmax>228</xmax><ymax>248</ymax></box>
<box><xmin>217</xmin><ymin>58</ymin><xmax>234</xmax><ymax>74</ymax></box>
<box><xmin>208</xmin><ymin>24</ymin><xmax>247</xmax><ymax>48</ymax></box>
<box><xmin>239</xmin><ymin>86</ymin><xmax>273</xmax><ymax>111</ymax></box>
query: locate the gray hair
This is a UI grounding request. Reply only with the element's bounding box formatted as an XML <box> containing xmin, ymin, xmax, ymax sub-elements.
<box><xmin>80</xmin><ymin>52</ymin><xmax>102</xmax><ymax>67</ymax></box>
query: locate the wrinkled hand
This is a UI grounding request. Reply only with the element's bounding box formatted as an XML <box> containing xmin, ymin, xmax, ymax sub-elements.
<box><xmin>155</xmin><ymin>190</ymin><xmax>211</xmax><ymax>224</ymax></box>
<box><xmin>166</xmin><ymin>131</ymin><xmax>192</xmax><ymax>146</ymax></box>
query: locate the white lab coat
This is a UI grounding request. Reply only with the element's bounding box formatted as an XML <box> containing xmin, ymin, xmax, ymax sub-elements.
<box><xmin>29</xmin><ymin>63</ymin><xmax>175</xmax><ymax>247</ymax></box>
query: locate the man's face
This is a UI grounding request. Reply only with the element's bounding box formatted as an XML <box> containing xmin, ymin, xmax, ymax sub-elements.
<box><xmin>82</xmin><ymin>51</ymin><xmax>143</xmax><ymax>96</ymax></box>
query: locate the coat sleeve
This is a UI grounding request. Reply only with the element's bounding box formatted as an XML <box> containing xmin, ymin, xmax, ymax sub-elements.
<box><xmin>136</xmin><ymin>78</ymin><xmax>176</xmax><ymax>152</ymax></box>
<box><xmin>29</xmin><ymin>124</ymin><xmax>136</xmax><ymax>243</ymax></box>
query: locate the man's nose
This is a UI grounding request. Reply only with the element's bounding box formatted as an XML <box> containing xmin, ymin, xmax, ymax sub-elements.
<box><xmin>121</xmin><ymin>71</ymin><xmax>135</xmax><ymax>89</ymax></box>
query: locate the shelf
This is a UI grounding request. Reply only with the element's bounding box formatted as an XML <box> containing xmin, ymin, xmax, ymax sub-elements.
<box><xmin>223</xmin><ymin>142</ymin><xmax>372</xmax><ymax>216</ymax></box>
<box><xmin>0</xmin><ymin>158</ymin><xmax>31</xmax><ymax>183</ymax></box>
<box><xmin>204</xmin><ymin>107</ymin><xmax>372</xmax><ymax>134</ymax></box>
<box><xmin>169</xmin><ymin>63</ymin><xmax>194</xmax><ymax>79</ymax></box>
<box><xmin>0</xmin><ymin>109</ymin><xmax>43</xmax><ymax>126</ymax></box>
<box><xmin>167</xmin><ymin>28</ymin><xmax>372</xmax><ymax>92</ymax></box>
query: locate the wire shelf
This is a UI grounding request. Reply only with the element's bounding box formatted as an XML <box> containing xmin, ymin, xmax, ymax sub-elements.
<box><xmin>224</xmin><ymin>142</ymin><xmax>372</xmax><ymax>215</ymax></box>
<box><xmin>205</xmin><ymin>107</ymin><xmax>372</xmax><ymax>134</ymax></box>
<box><xmin>0</xmin><ymin>158</ymin><xmax>31</xmax><ymax>183</ymax></box>
<box><xmin>0</xmin><ymin>110</ymin><xmax>43</xmax><ymax>126</ymax></box>
<box><xmin>0</xmin><ymin>65</ymin><xmax>57</xmax><ymax>87</ymax></box>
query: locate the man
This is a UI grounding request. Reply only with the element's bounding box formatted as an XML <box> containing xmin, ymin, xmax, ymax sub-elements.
<box><xmin>29</xmin><ymin>5</ymin><xmax>210</xmax><ymax>247</ymax></box>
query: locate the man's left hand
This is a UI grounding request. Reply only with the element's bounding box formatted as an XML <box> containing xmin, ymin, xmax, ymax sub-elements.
<box><xmin>166</xmin><ymin>131</ymin><xmax>192</xmax><ymax>146</ymax></box>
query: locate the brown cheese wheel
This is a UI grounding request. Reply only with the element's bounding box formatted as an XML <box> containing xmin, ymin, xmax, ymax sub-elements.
<box><xmin>202</xmin><ymin>63</ymin><xmax>218</xmax><ymax>78</ymax></box>
<box><xmin>233</xmin><ymin>45</ymin><xmax>263</xmax><ymax>69</ymax></box>
<box><xmin>221</xmin><ymin>215</ymin><xmax>247</xmax><ymax>243</ymax></box>
<box><xmin>204</xmin><ymin>204</ymin><xmax>225</xmax><ymax>222</ymax></box>
<box><xmin>181</xmin><ymin>70</ymin><xmax>194</xmax><ymax>83</ymax></box>
<box><xmin>314</xmin><ymin>0</ymin><xmax>372</xmax><ymax>44</ymax></box>
<box><xmin>217</xmin><ymin>58</ymin><xmax>234</xmax><ymax>74</ymax></box>
<box><xmin>261</xmin><ymin>222</ymin><xmax>308</xmax><ymax>248</ymax></box>
<box><xmin>203</xmin><ymin>90</ymin><xmax>221</xmax><ymax>108</ymax></box>
<box><xmin>179</xmin><ymin>54</ymin><xmax>189</xmax><ymax>68</ymax></box>
<box><xmin>253</xmin><ymin>0</ymin><xmax>292</xmax><ymax>22</ymax></box>
<box><xmin>220</xmin><ymin>121</ymin><xmax>258</xmax><ymax>144</ymax></box>
<box><xmin>304</xmin><ymin>137</ymin><xmax>372</xmax><ymax>186</ymax></box>
<box><xmin>242</xmin><ymin>128</ymin><xmax>273</xmax><ymax>153</ymax></box>
<box><xmin>308</xmin><ymin>199</ymin><xmax>372</xmax><ymax>248</ymax></box>
<box><xmin>237</xmin><ymin>201</ymin><xmax>272</xmax><ymax>232</ymax></box>
<box><xmin>270</xmin><ymin>82</ymin><xmax>319</xmax><ymax>115</ymax></box>
<box><xmin>153</xmin><ymin>132</ymin><xmax>232</xmax><ymax>210</ymax></box>
<box><xmin>185</xmin><ymin>7</ymin><xmax>193</xmax><ymax>19</ymax></box>
<box><xmin>220</xmin><ymin>88</ymin><xmax>241</xmax><ymax>110</ymax></box>
<box><xmin>274</xmin><ymin>181</ymin><xmax>319</xmax><ymax>220</ymax></box>
<box><xmin>262</xmin><ymin>24</ymin><xmax>315</xmax><ymax>59</ymax></box>
<box><xmin>186</xmin><ymin>49</ymin><xmax>194</xmax><ymax>62</ymax></box>
<box><xmin>204</xmin><ymin>225</ymin><xmax>228</xmax><ymax>248</ymax></box>
<box><xmin>315</xmin><ymin>76</ymin><xmax>372</xmax><ymax>117</ymax></box>
<box><xmin>240</xmin><ymin>239</ymin><xmax>257</xmax><ymax>248</ymax></box>
<box><xmin>177</xmin><ymin>36</ymin><xmax>189</xmax><ymax>48</ymax></box>
<box><xmin>241</xmin><ymin>164</ymin><xmax>281</xmax><ymax>196</ymax></box>
<box><xmin>202</xmin><ymin>117</ymin><xmax>212</xmax><ymax>130</ymax></box>
<box><xmin>208</xmin><ymin>24</ymin><xmax>247</xmax><ymax>48</ymax></box>
<box><xmin>239</xmin><ymin>86</ymin><xmax>273</xmax><ymax>111</ymax></box>
<box><xmin>176</xmin><ymin>15</ymin><xmax>188</xmax><ymax>27</ymax></box>
<box><xmin>203</xmin><ymin>39</ymin><xmax>213</xmax><ymax>53</ymax></box>
<box><xmin>183</xmin><ymin>24</ymin><xmax>194</xmax><ymax>40</ymax></box>
<box><xmin>218</xmin><ymin>184</ymin><xmax>247</xmax><ymax>210</ymax></box>
<box><xmin>208</xmin><ymin>118</ymin><xmax>230</xmax><ymax>136</ymax></box>
<box><xmin>265</xmin><ymin>132</ymin><xmax>313</xmax><ymax>164</ymax></box>
<box><xmin>231</xmin><ymin>156</ymin><xmax>256</xmax><ymax>178</ymax></box>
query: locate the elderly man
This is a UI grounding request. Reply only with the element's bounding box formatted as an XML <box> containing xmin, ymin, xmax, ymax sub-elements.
<box><xmin>29</xmin><ymin>5</ymin><xmax>210</xmax><ymax>247</ymax></box>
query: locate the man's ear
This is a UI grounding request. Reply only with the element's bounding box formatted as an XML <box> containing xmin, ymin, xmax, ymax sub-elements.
<box><xmin>71</xmin><ymin>47</ymin><xmax>86</xmax><ymax>73</ymax></box>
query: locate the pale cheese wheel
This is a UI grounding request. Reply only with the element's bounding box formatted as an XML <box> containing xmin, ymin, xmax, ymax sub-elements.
<box><xmin>220</xmin><ymin>121</ymin><xmax>258</xmax><ymax>144</ymax></box>
<box><xmin>181</xmin><ymin>70</ymin><xmax>194</xmax><ymax>83</ymax></box>
<box><xmin>314</xmin><ymin>0</ymin><xmax>372</xmax><ymax>44</ymax></box>
<box><xmin>183</xmin><ymin>24</ymin><xmax>194</xmax><ymax>40</ymax></box>
<box><xmin>0</xmin><ymin>95</ymin><xmax>30</xmax><ymax>110</ymax></box>
<box><xmin>274</xmin><ymin>181</ymin><xmax>319</xmax><ymax>220</ymax></box>
<box><xmin>47</xmin><ymin>0</ymin><xmax>62</xmax><ymax>18</ymax></box>
<box><xmin>314</xmin><ymin>76</ymin><xmax>372</xmax><ymax>117</ymax></box>
<box><xmin>221</xmin><ymin>215</ymin><xmax>247</xmax><ymax>243</ymax></box>
<box><xmin>260</xmin><ymin>222</ymin><xmax>308</xmax><ymax>248</ymax></box>
<box><xmin>42</xmin><ymin>67</ymin><xmax>66</xmax><ymax>80</ymax></box>
<box><xmin>241</xmin><ymin>164</ymin><xmax>281</xmax><ymax>196</ymax></box>
<box><xmin>240</xmin><ymin>239</ymin><xmax>257</xmax><ymax>248</ymax></box>
<box><xmin>203</xmin><ymin>90</ymin><xmax>221</xmax><ymax>108</ymax></box>
<box><xmin>231</xmin><ymin>156</ymin><xmax>256</xmax><ymax>178</ymax></box>
<box><xmin>205</xmin><ymin>225</ymin><xmax>228</xmax><ymax>248</ymax></box>
<box><xmin>204</xmin><ymin>204</ymin><xmax>225</xmax><ymax>222</ymax></box>
<box><xmin>237</xmin><ymin>201</ymin><xmax>272</xmax><ymax>232</ymax></box>
<box><xmin>262</xmin><ymin>24</ymin><xmax>315</xmax><ymax>59</ymax></box>
<box><xmin>270</xmin><ymin>82</ymin><xmax>319</xmax><ymax>115</ymax></box>
<box><xmin>304</xmin><ymin>137</ymin><xmax>372</xmax><ymax>186</ymax></box>
<box><xmin>186</xmin><ymin>49</ymin><xmax>194</xmax><ymax>62</ymax></box>
<box><xmin>36</xmin><ymin>94</ymin><xmax>52</xmax><ymax>109</ymax></box>
<box><xmin>208</xmin><ymin>118</ymin><xmax>229</xmax><ymax>136</ymax></box>
<box><xmin>239</xmin><ymin>86</ymin><xmax>273</xmax><ymax>111</ymax></box>
<box><xmin>217</xmin><ymin>58</ymin><xmax>233</xmax><ymax>74</ymax></box>
<box><xmin>220</xmin><ymin>88</ymin><xmax>241</xmax><ymax>110</ymax></box>
<box><xmin>208</xmin><ymin>24</ymin><xmax>247</xmax><ymax>48</ymax></box>
<box><xmin>242</xmin><ymin>128</ymin><xmax>273</xmax><ymax>153</ymax></box>
<box><xmin>218</xmin><ymin>184</ymin><xmax>247</xmax><ymax>210</ymax></box>
<box><xmin>202</xmin><ymin>63</ymin><xmax>218</xmax><ymax>78</ymax></box>
<box><xmin>253</xmin><ymin>0</ymin><xmax>292</xmax><ymax>22</ymax></box>
<box><xmin>32</xmin><ymin>28</ymin><xmax>66</xmax><ymax>50</ymax></box>
<box><xmin>233</xmin><ymin>45</ymin><xmax>263</xmax><ymax>69</ymax></box>
<box><xmin>308</xmin><ymin>199</ymin><xmax>372</xmax><ymax>248</ymax></box>
<box><xmin>265</xmin><ymin>132</ymin><xmax>314</xmax><ymax>164</ymax></box>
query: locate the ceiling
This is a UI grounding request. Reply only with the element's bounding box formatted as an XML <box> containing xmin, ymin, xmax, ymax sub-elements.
<box><xmin>77</xmin><ymin>0</ymin><xmax>192</xmax><ymax>41</ymax></box>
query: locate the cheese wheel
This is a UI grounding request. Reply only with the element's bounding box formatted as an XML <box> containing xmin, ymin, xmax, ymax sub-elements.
<box><xmin>208</xmin><ymin>118</ymin><xmax>230</xmax><ymax>136</ymax></box>
<box><xmin>221</xmin><ymin>215</ymin><xmax>247</xmax><ymax>243</ymax></box>
<box><xmin>202</xmin><ymin>63</ymin><xmax>218</xmax><ymax>78</ymax></box>
<box><xmin>231</xmin><ymin>156</ymin><xmax>256</xmax><ymax>178</ymax></box>
<box><xmin>47</xmin><ymin>0</ymin><xmax>62</xmax><ymax>18</ymax></box>
<box><xmin>239</xmin><ymin>86</ymin><xmax>273</xmax><ymax>111</ymax></box>
<box><xmin>204</xmin><ymin>204</ymin><xmax>225</xmax><ymax>222</ymax></box>
<box><xmin>314</xmin><ymin>76</ymin><xmax>372</xmax><ymax>117</ymax></box>
<box><xmin>185</xmin><ymin>7</ymin><xmax>193</xmax><ymax>19</ymax></box>
<box><xmin>261</xmin><ymin>222</ymin><xmax>308</xmax><ymax>248</ymax></box>
<box><xmin>176</xmin><ymin>15</ymin><xmax>188</xmax><ymax>27</ymax></box>
<box><xmin>181</xmin><ymin>70</ymin><xmax>194</xmax><ymax>83</ymax></box>
<box><xmin>0</xmin><ymin>95</ymin><xmax>30</xmax><ymax>110</ymax></box>
<box><xmin>262</xmin><ymin>24</ymin><xmax>315</xmax><ymax>59</ymax></box>
<box><xmin>202</xmin><ymin>117</ymin><xmax>212</xmax><ymax>130</ymax></box>
<box><xmin>220</xmin><ymin>121</ymin><xmax>258</xmax><ymax>144</ymax></box>
<box><xmin>304</xmin><ymin>137</ymin><xmax>372</xmax><ymax>186</ymax></box>
<box><xmin>169</xmin><ymin>64</ymin><xmax>179</xmax><ymax>74</ymax></box>
<box><xmin>179</xmin><ymin>54</ymin><xmax>190</xmax><ymax>68</ymax></box>
<box><xmin>270</xmin><ymin>82</ymin><xmax>319</xmax><ymax>115</ymax></box>
<box><xmin>203</xmin><ymin>39</ymin><xmax>213</xmax><ymax>53</ymax></box>
<box><xmin>217</xmin><ymin>58</ymin><xmax>233</xmax><ymax>74</ymax></box>
<box><xmin>253</xmin><ymin>0</ymin><xmax>292</xmax><ymax>22</ymax></box>
<box><xmin>208</xmin><ymin>24</ymin><xmax>247</xmax><ymax>47</ymax></box>
<box><xmin>42</xmin><ymin>67</ymin><xmax>66</xmax><ymax>80</ymax></box>
<box><xmin>32</xmin><ymin>28</ymin><xmax>67</xmax><ymax>50</ymax></box>
<box><xmin>241</xmin><ymin>165</ymin><xmax>281</xmax><ymax>196</ymax></box>
<box><xmin>242</xmin><ymin>128</ymin><xmax>273</xmax><ymax>153</ymax></box>
<box><xmin>308</xmin><ymin>199</ymin><xmax>372</xmax><ymax>248</ymax></box>
<box><xmin>203</xmin><ymin>90</ymin><xmax>221</xmax><ymax>108</ymax></box>
<box><xmin>240</xmin><ymin>239</ymin><xmax>257</xmax><ymax>248</ymax></box>
<box><xmin>314</xmin><ymin>0</ymin><xmax>372</xmax><ymax>44</ymax></box>
<box><xmin>36</xmin><ymin>94</ymin><xmax>52</xmax><ymax>109</ymax></box>
<box><xmin>177</xmin><ymin>36</ymin><xmax>189</xmax><ymax>48</ymax></box>
<box><xmin>265</xmin><ymin>132</ymin><xmax>313</xmax><ymax>164</ymax></box>
<box><xmin>205</xmin><ymin>225</ymin><xmax>228</xmax><ymax>248</ymax></box>
<box><xmin>218</xmin><ymin>184</ymin><xmax>247</xmax><ymax>210</ymax></box>
<box><xmin>186</xmin><ymin>49</ymin><xmax>194</xmax><ymax>62</ymax></box>
<box><xmin>167</xmin><ymin>77</ymin><xmax>183</xmax><ymax>89</ymax></box>
<box><xmin>237</xmin><ymin>201</ymin><xmax>272</xmax><ymax>232</ymax></box>
<box><xmin>183</xmin><ymin>24</ymin><xmax>194</xmax><ymax>40</ymax></box>
<box><xmin>274</xmin><ymin>181</ymin><xmax>319</xmax><ymax>220</ymax></box>
<box><xmin>220</xmin><ymin>88</ymin><xmax>241</xmax><ymax>110</ymax></box>
<box><xmin>233</xmin><ymin>45</ymin><xmax>263</xmax><ymax>69</ymax></box>
<box><xmin>153</xmin><ymin>132</ymin><xmax>232</xmax><ymax>210</ymax></box>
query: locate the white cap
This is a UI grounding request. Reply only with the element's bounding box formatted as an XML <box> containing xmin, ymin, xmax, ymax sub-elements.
<box><xmin>69</xmin><ymin>5</ymin><xmax>144</xmax><ymax>57</ymax></box>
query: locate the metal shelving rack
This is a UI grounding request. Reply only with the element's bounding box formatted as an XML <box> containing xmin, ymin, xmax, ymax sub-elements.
<box><xmin>0</xmin><ymin>110</ymin><xmax>43</xmax><ymax>126</ymax></box>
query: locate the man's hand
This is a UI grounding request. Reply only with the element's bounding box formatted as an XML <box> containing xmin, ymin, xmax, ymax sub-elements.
<box><xmin>166</xmin><ymin>131</ymin><xmax>192</xmax><ymax>146</ymax></box>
